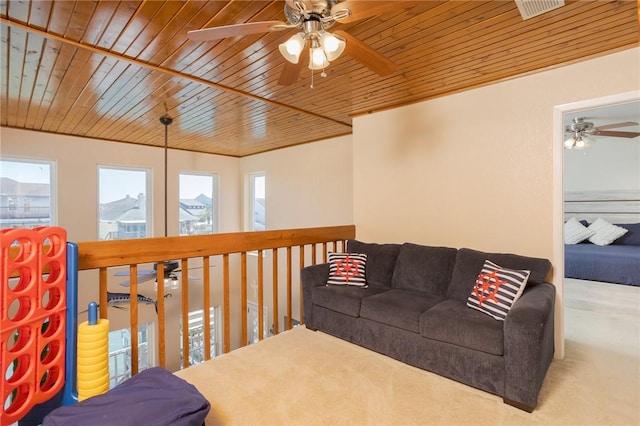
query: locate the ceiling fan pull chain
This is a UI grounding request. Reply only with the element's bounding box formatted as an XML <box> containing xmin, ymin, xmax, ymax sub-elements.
<box><xmin>310</xmin><ymin>68</ymin><xmax>315</xmax><ymax>89</ymax></box>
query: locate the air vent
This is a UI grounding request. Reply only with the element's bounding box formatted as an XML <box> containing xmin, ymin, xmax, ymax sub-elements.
<box><xmin>515</xmin><ymin>0</ymin><xmax>564</xmax><ymax>20</ymax></box>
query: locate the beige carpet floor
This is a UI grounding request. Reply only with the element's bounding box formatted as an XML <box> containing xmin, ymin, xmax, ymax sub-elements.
<box><xmin>175</xmin><ymin>279</ymin><xmax>640</xmax><ymax>425</ymax></box>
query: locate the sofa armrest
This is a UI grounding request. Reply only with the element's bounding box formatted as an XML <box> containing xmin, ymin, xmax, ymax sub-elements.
<box><xmin>503</xmin><ymin>282</ymin><xmax>556</xmax><ymax>411</ymax></box>
<box><xmin>301</xmin><ymin>263</ymin><xmax>329</xmax><ymax>329</ymax></box>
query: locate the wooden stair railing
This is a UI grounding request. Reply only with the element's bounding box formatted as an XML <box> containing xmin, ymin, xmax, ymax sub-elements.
<box><xmin>75</xmin><ymin>225</ymin><xmax>355</xmax><ymax>371</ymax></box>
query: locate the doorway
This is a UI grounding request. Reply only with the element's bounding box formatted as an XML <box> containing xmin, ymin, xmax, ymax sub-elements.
<box><xmin>553</xmin><ymin>90</ymin><xmax>640</xmax><ymax>359</ymax></box>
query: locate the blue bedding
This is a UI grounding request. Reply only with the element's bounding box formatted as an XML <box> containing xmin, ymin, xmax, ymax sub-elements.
<box><xmin>564</xmin><ymin>244</ymin><xmax>640</xmax><ymax>286</ymax></box>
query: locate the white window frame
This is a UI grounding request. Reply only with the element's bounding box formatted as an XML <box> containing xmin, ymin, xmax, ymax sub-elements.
<box><xmin>178</xmin><ymin>172</ymin><xmax>218</xmax><ymax>236</ymax></box>
<box><xmin>248</xmin><ymin>172</ymin><xmax>265</xmax><ymax>231</ymax></box>
<box><xmin>0</xmin><ymin>156</ymin><xmax>56</xmax><ymax>228</ymax></box>
<box><xmin>97</xmin><ymin>165</ymin><xmax>151</xmax><ymax>240</ymax></box>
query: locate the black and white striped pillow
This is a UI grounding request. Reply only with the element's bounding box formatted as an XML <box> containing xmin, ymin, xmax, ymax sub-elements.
<box><xmin>467</xmin><ymin>260</ymin><xmax>530</xmax><ymax>321</ymax></box>
<box><xmin>327</xmin><ymin>252</ymin><xmax>367</xmax><ymax>287</ymax></box>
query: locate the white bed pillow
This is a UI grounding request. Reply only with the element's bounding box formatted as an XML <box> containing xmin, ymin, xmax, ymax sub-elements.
<box><xmin>587</xmin><ymin>218</ymin><xmax>628</xmax><ymax>246</ymax></box>
<box><xmin>564</xmin><ymin>217</ymin><xmax>595</xmax><ymax>244</ymax></box>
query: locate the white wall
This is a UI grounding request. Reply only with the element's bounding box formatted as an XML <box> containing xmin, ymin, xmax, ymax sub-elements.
<box><xmin>564</xmin><ymin>137</ymin><xmax>640</xmax><ymax>192</ymax></box>
<box><xmin>240</xmin><ymin>135</ymin><xmax>354</xmax><ymax>230</ymax></box>
<box><xmin>352</xmin><ymin>47</ymin><xmax>640</xmax><ymax>359</ymax></box>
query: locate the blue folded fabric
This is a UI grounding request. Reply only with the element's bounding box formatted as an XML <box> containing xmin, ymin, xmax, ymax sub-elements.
<box><xmin>43</xmin><ymin>367</ymin><xmax>210</xmax><ymax>426</ymax></box>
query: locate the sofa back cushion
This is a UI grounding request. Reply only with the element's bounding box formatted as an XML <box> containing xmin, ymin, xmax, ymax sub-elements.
<box><xmin>347</xmin><ymin>240</ymin><xmax>402</xmax><ymax>288</ymax></box>
<box><xmin>447</xmin><ymin>248</ymin><xmax>552</xmax><ymax>302</ymax></box>
<box><xmin>391</xmin><ymin>243</ymin><xmax>458</xmax><ymax>295</ymax></box>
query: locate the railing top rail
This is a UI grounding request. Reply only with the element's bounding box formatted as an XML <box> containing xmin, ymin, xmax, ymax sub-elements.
<box><xmin>75</xmin><ymin>225</ymin><xmax>355</xmax><ymax>270</ymax></box>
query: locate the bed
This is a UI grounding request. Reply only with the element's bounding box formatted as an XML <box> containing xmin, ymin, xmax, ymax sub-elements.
<box><xmin>564</xmin><ymin>190</ymin><xmax>640</xmax><ymax>286</ymax></box>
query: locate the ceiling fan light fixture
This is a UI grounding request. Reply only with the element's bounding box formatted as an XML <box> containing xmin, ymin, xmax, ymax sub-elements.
<box><xmin>309</xmin><ymin>45</ymin><xmax>329</xmax><ymax>70</ymax></box>
<box><xmin>320</xmin><ymin>31</ymin><xmax>345</xmax><ymax>62</ymax></box>
<box><xmin>564</xmin><ymin>132</ymin><xmax>590</xmax><ymax>150</ymax></box>
<box><xmin>279</xmin><ymin>33</ymin><xmax>305</xmax><ymax>63</ymax></box>
<box><xmin>564</xmin><ymin>136</ymin><xmax>576</xmax><ymax>149</ymax></box>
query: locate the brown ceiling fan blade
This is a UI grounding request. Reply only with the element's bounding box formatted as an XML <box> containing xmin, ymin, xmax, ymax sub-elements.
<box><xmin>591</xmin><ymin>130</ymin><xmax>640</xmax><ymax>138</ymax></box>
<box><xmin>334</xmin><ymin>30</ymin><xmax>397</xmax><ymax>77</ymax></box>
<box><xmin>188</xmin><ymin>21</ymin><xmax>286</xmax><ymax>42</ymax></box>
<box><xmin>593</xmin><ymin>121</ymin><xmax>639</xmax><ymax>130</ymax></box>
<box><xmin>331</xmin><ymin>1</ymin><xmax>415</xmax><ymax>24</ymax></box>
<box><xmin>278</xmin><ymin>49</ymin><xmax>308</xmax><ymax>86</ymax></box>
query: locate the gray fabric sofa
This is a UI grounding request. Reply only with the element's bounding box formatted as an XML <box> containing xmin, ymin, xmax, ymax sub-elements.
<box><xmin>301</xmin><ymin>240</ymin><xmax>555</xmax><ymax>412</ymax></box>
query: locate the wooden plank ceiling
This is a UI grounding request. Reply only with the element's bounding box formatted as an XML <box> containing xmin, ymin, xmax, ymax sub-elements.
<box><xmin>1</xmin><ymin>1</ymin><xmax>638</xmax><ymax>157</ymax></box>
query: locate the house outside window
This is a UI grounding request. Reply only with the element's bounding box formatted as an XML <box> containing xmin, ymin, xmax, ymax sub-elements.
<box><xmin>0</xmin><ymin>158</ymin><xmax>54</xmax><ymax>229</ymax></box>
<box><xmin>249</xmin><ymin>173</ymin><xmax>265</xmax><ymax>231</ymax></box>
<box><xmin>98</xmin><ymin>166</ymin><xmax>149</xmax><ymax>240</ymax></box>
<box><xmin>179</xmin><ymin>173</ymin><xmax>217</xmax><ymax>236</ymax></box>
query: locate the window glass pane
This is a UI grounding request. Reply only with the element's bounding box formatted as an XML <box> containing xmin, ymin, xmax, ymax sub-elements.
<box><xmin>99</xmin><ymin>167</ymin><xmax>149</xmax><ymax>240</ymax></box>
<box><xmin>179</xmin><ymin>173</ymin><xmax>216</xmax><ymax>235</ymax></box>
<box><xmin>251</xmin><ymin>173</ymin><xmax>265</xmax><ymax>231</ymax></box>
<box><xmin>0</xmin><ymin>159</ymin><xmax>54</xmax><ymax>228</ymax></box>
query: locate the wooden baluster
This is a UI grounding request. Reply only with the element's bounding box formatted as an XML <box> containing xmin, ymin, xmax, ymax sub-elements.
<box><xmin>286</xmin><ymin>246</ymin><xmax>292</xmax><ymax>329</ymax></box>
<box><xmin>223</xmin><ymin>254</ymin><xmax>230</xmax><ymax>354</ymax></box>
<box><xmin>258</xmin><ymin>249</ymin><xmax>264</xmax><ymax>341</ymax></box>
<box><xmin>181</xmin><ymin>258</ymin><xmax>190</xmax><ymax>369</ymax></box>
<box><xmin>332</xmin><ymin>241</ymin><xmax>337</xmax><ymax>253</ymax></box>
<box><xmin>203</xmin><ymin>256</ymin><xmax>211</xmax><ymax>361</ymax></box>
<box><xmin>312</xmin><ymin>243</ymin><xmax>317</xmax><ymax>265</ymax></box>
<box><xmin>299</xmin><ymin>245</ymin><xmax>305</xmax><ymax>324</ymax></box>
<box><xmin>157</xmin><ymin>262</ymin><xmax>166</xmax><ymax>367</ymax></box>
<box><xmin>99</xmin><ymin>267</ymin><xmax>108</xmax><ymax>320</ymax></box>
<box><xmin>323</xmin><ymin>242</ymin><xmax>327</xmax><ymax>263</ymax></box>
<box><xmin>272</xmin><ymin>248</ymin><xmax>279</xmax><ymax>335</ymax></box>
<box><xmin>130</xmin><ymin>264</ymin><xmax>139</xmax><ymax>376</ymax></box>
<box><xmin>241</xmin><ymin>252</ymin><xmax>248</xmax><ymax>347</ymax></box>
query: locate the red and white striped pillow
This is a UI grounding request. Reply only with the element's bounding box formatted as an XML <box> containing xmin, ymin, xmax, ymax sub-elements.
<box><xmin>327</xmin><ymin>252</ymin><xmax>367</xmax><ymax>287</ymax></box>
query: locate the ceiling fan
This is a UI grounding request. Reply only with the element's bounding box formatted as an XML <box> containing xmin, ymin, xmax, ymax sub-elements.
<box><xmin>188</xmin><ymin>0</ymin><xmax>411</xmax><ymax>86</ymax></box>
<box><xmin>114</xmin><ymin>260</ymin><xmax>199</xmax><ymax>289</ymax></box>
<box><xmin>564</xmin><ymin>117</ymin><xmax>640</xmax><ymax>149</ymax></box>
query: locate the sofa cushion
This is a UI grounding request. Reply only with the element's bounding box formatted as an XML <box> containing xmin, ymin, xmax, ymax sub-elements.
<box><xmin>467</xmin><ymin>260</ymin><xmax>530</xmax><ymax>321</ymax></box>
<box><xmin>420</xmin><ymin>299</ymin><xmax>504</xmax><ymax>356</ymax></box>
<box><xmin>312</xmin><ymin>285</ymin><xmax>389</xmax><ymax>318</ymax></box>
<box><xmin>390</xmin><ymin>243</ymin><xmax>458</xmax><ymax>295</ymax></box>
<box><xmin>347</xmin><ymin>240</ymin><xmax>402</xmax><ymax>287</ymax></box>
<box><xmin>327</xmin><ymin>252</ymin><xmax>368</xmax><ymax>286</ymax></box>
<box><xmin>360</xmin><ymin>289</ymin><xmax>445</xmax><ymax>333</ymax></box>
<box><xmin>447</xmin><ymin>248</ymin><xmax>551</xmax><ymax>302</ymax></box>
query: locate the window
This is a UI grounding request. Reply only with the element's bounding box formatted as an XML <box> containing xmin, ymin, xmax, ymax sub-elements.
<box><xmin>180</xmin><ymin>307</ymin><xmax>221</xmax><ymax>367</ymax></box>
<box><xmin>249</xmin><ymin>173</ymin><xmax>265</xmax><ymax>231</ymax></box>
<box><xmin>98</xmin><ymin>167</ymin><xmax>149</xmax><ymax>240</ymax></box>
<box><xmin>0</xmin><ymin>158</ymin><xmax>54</xmax><ymax>229</ymax></box>
<box><xmin>179</xmin><ymin>173</ymin><xmax>217</xmax><ymax>236</ymax></box>
<box><xmin>108</xmin><ymin>323</ymin><xmax>153</xmax><ymax>388</ymax></box>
